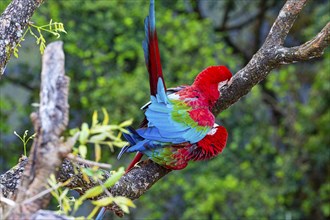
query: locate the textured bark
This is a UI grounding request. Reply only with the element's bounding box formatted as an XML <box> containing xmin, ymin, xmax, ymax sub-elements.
<box><xmin>212</xmin><ymin>0</ymin><xmax>329</xmax><ymax>115</ymax></box>
<box><xmin>0</xmin><ymin>0</ymin><xmax>44</xmax><ymax>76</ymax></box>
<box><xmin>4</xmin><ymin>41</ymin><xmax>71</xmax><ymax>219</ymax></box>
<box><xmin>0</xmin><ymin>156</ymin><xmax>28</xmax><ymax>200</ymax></box>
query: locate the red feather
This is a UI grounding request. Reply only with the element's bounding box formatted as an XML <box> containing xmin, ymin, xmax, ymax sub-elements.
<box><xmin>126</xmin><ymin>1</ymin><xmax>165</xmax><ymax>172</ymax></box>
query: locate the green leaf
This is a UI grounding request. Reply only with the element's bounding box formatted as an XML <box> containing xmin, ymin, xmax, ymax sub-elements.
<box><xmin>102</xmin><ymin>108</ymin><xmax>109</xmax><ymax>125</ymax></box>
<box><xmin>89</xmin><ymin>133</ymin><xmax>107</xmax><ymax>142</ymax></box>
<box><xmin>78</xmin><ymin>144</ymin><xmax>87</xmax><ymax>159</ymax></box>
<box><xmin>92</xmin><ymin>110</ymin><xmax>98</xmax><ymax>127</ymax></box>
<box><xmin>90</xmin><ymin>125</ymin><xmax>118</xmax><ymax>134</ymax></box>
<box><xmin>79</xmin><ymin>123</ymin><xmax>89</xmax><ymax>144</ymax></box>
<box><xmin>119</xmin><ymin>119</ymin><xmax>133</xmax><ymax>128</ymax></box>
<box><xmin>95</xmin><ymin>143</ymin><xmax>101</xmax><ymax>162</ymax></box>
<box><xmin>113</xmin><ymin>196</ymin><xmax>136</xmax><ymax>213</ymax></box>
<box><xmin>87</xmin><ymin>206</ymin><xmax>100</xmax><ymax>219</ymax></box>
<box><xmin>82</xmin><ymin>185</ymin><xmax>103</xmax><ymax>199</ymax></box>
<box><xmin>92</xmin><ymin>197</ymin><xmax>114</xmax><ymax>206</ymax></box>
<box><xmin>113</xmin><ymin>141</ymin><xmax>128</xmax><ymax>148</ymax></box>
<box><xmin>103</xmin><ymin>167</ymin><xmax>125</xmax><ymax>188</ymax></box>
<box><xmin>113</xmin><ymin>196</ymin><xmax>135</xmax><ymax>208</ymax></box>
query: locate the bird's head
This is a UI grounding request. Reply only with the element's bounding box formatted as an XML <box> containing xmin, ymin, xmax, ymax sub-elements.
<box><xmin>193</xmin><ymin>66</ymin><xmax>232</xmax><ymax>106</ymax></box>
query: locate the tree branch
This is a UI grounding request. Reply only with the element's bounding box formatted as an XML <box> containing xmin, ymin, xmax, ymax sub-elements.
<box><xmin>5</xmin><ymin>41</ymin><xmax>71</xmax><ymax>219</ymax></box>
<box><xmin>0</xmin><ymin>0</ymin><xmax>44</xmax><ymax>76</ymax></box>
<box><xmin>213</xmin><ymin>0</ymin><xmax>329</xmax><ymax>115</ymax></box>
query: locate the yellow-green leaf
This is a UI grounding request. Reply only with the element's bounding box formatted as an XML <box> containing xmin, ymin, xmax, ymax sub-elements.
<box><xmin>102</xmin><ymin>108</ymin><xmax>109</xmax><ymax>125</ymax></box>
<box><xmin>113</xmin><ymin>141</ymin><xmax>128</xmax><ymax>148</ymax></box>
<box><xmin>113</xmin><ymin>196</ymin><xmax>136</xmax><ymax>214</ymax></box>
<box><xmin>78</xmin><ymin>144</ymin><xmax>87</xmax><ymax>159</ymax></box>
<box><xmin>79</xmin><ymin>123</ymin><xmax>89</xmax><ymax>144</ymax></box>
<box><xmin>113</xmin><ymin>196</ymin><xmax>136</xmax><ymax>208</ymax></box>
<box><xmin>90</xmin><ymin>125</ymin><xmax>118</xmax><ymax>134</ymax></box>
<box><xmin>89</xmin><ymin>133</ymin><xmax>107</xmax><ymax>142</ymax></box>
<box><xmin>103</xmin><ymin>167</ymin><xmax>125</xmax><ymax>188</ymax></box>
<box><xmin>92</xmin><ymin>110</ymin><xmax>98</xmax><ymax>127</ymax></box>
<box><xmin>83</xmin><ymin>185</ymin><xmax>103</xmax><ymax>199</ymax></box>
<box><xmin>74</xmin><ymin>198</ymin><xmax>83</xmax><ymax>211</ymax></box>
<box><xmin>87</xmin><ymin>206</ymin><xmax>100</xmax><ymax>219</ymax></box>
<box><xmin>119</xmin><ymin>119</ymin><xmax>133</xmax><ymax>128</ymax></box>
<box><xmin>95</xmin><ymin>143</ymin><xmax>101</xmax><ymax>162</ymax></box>
<box><xmin>92</xmin><ymin>197</ymin><xmax>114</xmax><ymax>206</ymax></box>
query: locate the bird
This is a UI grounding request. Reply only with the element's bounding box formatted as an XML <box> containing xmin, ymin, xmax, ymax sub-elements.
<box><xmin>96</xmin><ymin>1</ymin><xmax>231</xmax><ymax>219</ymax></box>
<box><xmin>118</xmin><ymin>0</ymin><xmax>232</xmax><ymax>170</ymax></box>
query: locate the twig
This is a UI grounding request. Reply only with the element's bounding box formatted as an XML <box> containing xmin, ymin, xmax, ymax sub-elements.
<box><xmin>66</xmin><ymin>153</ymin><xmax>112</xmax><ymax>170</ymax></box>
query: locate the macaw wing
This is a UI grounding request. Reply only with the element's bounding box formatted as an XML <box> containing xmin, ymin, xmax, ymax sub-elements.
<box><xmin>140</xmin><ymin>78</ymin><xmax>213</xmax><ymax>144</ymax></box>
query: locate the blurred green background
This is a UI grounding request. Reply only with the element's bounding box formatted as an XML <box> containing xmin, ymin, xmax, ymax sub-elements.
<box><xmin>0</xmin><ymin>0</ymin><xmax>329</xmax><ymax>219</ymax></box>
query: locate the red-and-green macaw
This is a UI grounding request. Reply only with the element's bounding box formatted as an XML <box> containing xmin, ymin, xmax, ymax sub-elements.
<box><xmin>96</xmin><ymin>1</ymin><xmax>231</xmax><ymax>219</ymax></box>
<box><xmin>119</xmin><ymin>0</ymin><xmax>232</xmax><ymax>171</ymax></box>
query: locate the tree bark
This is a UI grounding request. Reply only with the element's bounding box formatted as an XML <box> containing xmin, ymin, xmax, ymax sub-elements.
<box><xmin>0</xmin><ymin>0</ymin><xmax>44</xmax><ymax>76</ymax></box>
<box><xmin>1</xmin><ymin>41</ymin><xmax>71</xmax><ymax>219</ymax></box>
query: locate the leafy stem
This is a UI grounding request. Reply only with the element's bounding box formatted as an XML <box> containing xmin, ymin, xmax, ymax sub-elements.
<box><xmin>13</xmin><ymin>130</ymin><xmax>36</xmax><ymax>156</ymax></box>
<box><xmin>13</xmin><ymin>20</ymin><xmax>67</xmax><ymax>58</ymax></box>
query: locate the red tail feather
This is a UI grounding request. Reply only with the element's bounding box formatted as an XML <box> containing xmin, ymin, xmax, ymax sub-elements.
<box><xmin>125</xmin><ymin>152</ymin><xmax>144</xmax><ymax>173</ymax></box>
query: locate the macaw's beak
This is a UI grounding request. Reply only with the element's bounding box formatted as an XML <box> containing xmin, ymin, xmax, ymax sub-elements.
<box><xmin>218</xmin><ymin>78</ymin><xmax>232</xmax><ymax>91</ymax></box>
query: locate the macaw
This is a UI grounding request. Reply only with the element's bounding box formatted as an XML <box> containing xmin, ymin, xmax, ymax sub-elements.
<box><xmin>119</xmin><ymin>0</ymin><xmax>232</xmax><ymax>170</ymax></box>
<box><xmin>96</xmin><ymin>1</ymin><xmax>231</xmax><ymax>219</ymax></box>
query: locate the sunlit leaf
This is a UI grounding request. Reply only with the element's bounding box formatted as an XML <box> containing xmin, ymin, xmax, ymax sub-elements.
<box><xmin>89</xmin><ymin>133</ymin><xmax>107</xmax><ymax>142</ymax></box>
<box><xmin>92</xmin><ymin>110</ymin><xmax>98</xmax><ymax>127</ymax></box>
<box><xmin>79</xmin><ymin>123</ymin><xmax>89</xmax><ymax>144</ymax></box>
<box><xmin>87</xmin><ymin>206</ymin><xmax>101</xmax><ymax>219</ymax></box>
<box><xmin>78</xmin><ymin>144</ymin><xmax>87</xmax><ymax>159</ymax></box>
<box><xmin>92</xmin><ymin>197</ymin><xmax>114</xmax><ymax>206</ymax></box>
<box><xmin>95</xmin><ymin>143</ymin><xmax>101</xmax><ymax>162</ymax></box>
<box><xmin>82</xmin><ymin>185</ymin><xmax>104</xmax><ymax>199</ymax></box>
<box><xmin>119</xmin><ymin>119</ymin><xmax>133</xmax><ymax>128</ymax></box>
<box><xmin>113</xmin><ymin>196</ymin><xmax>136</xmax><ymax>214</ymax></box>
<box><xmin>103</xmin><ymin>167</ymin><xmax>125</xmax><ymax>188</ymax></box>
<box><xmin>102</xmin><ymin>108</ymin><xmax>109</xmax><ymax>125</ymax></box>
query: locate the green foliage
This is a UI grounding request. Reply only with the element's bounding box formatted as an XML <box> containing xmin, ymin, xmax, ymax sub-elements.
<box><xmin>47</xmin><ymin>166</ymin><xmax>135</xmax><ymax>219</ymax></box>
<box><xmin>13</xmin><ymin>20</ymin><xmax>66</xmax><ymax>58</ymax></box>
<box><xmin>13</xmin><ymin>130</ymin><xmax>36</xmax><ymax>156</ymax></box>
<box><xmin>47</xmin><ymin>109</ymin><xmax>134</xmax><ymax>218</ymax></box>
<box><xmin>70</xmin><ymin>108</ymin><xmax>132</xmax><ymax>163</ymax></box>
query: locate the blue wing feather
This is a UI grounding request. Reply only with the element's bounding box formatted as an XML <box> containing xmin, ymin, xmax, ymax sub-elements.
<box><xmin>140</xmin><ymin>78</ymin><xmax>212</xmax><ymax>144</ymax></box>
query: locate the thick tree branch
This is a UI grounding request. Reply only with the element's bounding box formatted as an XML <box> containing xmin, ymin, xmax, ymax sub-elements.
<box><xmin>264</xmin><ymin>0</ymin><xmax>307</xmax><ymax>46</ymax></box>
<box><xmin>0</xmin><ymin>0</ymin><xmax>44</xmax><ymax>76</ymax></box>
<box><xmin>212</xmin><ymin>1</ymin><xmax>329</xmax><ymax>115</ymax></box>
<box><xmin>5</xmin><ymin>41</ymin><xmax>71</xmax><ymax>219</ymax></box>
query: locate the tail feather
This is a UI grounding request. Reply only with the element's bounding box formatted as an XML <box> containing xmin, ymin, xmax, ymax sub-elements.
<box><xmin>142</xmin><ymin>0</ymin><xmax>165</xmax><ymax>96</ymax></box>
<box><xmin>118</xmin><ymin>126</ymin><xmax>145</xmax><ymax>159</ymax></box>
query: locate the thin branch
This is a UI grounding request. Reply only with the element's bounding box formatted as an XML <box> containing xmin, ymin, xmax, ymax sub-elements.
<box><xmin>264</xmin><ymin>0</ymin><xmax>307</xmax><ymax>46</ymax></box>
<box><xmin>66</xmin><ymin>153</ymin><xmax>112</xmax><ymax>170</ymax></box>
<box><xmin>277</xmin><ymin>22</ymin><xmax>330</xmax><ymax>64</ymax></box>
